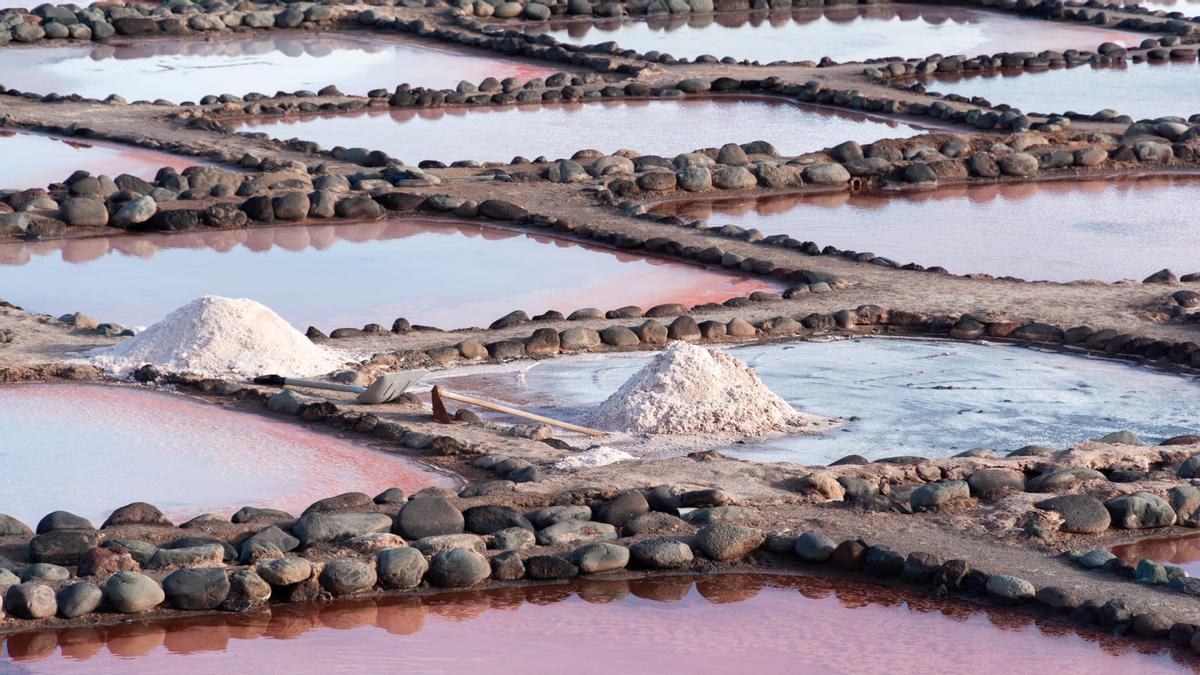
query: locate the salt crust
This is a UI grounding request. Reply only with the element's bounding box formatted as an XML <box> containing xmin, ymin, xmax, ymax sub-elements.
<box><xmin>89</xmin><ymin>296</ymin><xmax>347</xmax><ymax>378</ymax></box>
<box><xmin>553</xmin><ymin>446</ymin><xmax>636</xmax><ymax>470</ymax></box>
<box><xmin>586</xmin><ymin>341</ymin><xmax>832</xmax><ymax>436</ymax></box>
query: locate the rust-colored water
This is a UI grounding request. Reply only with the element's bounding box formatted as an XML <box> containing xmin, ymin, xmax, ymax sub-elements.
<box><xmin>653</xmin><ymin>175</ymin><xmax>1200</xmax><ymax>282</ymax></box>
<box><xmin>526</xmin><ymin>4</ymin><xmax>1141</xmax><ymax>63</ymax></box>
<box><xmin>0</xmin><ymin>384</ymin><xmax>454</xmax><ymax>526</ymax></box>
<box><xmin>1113</xmin><ymin>533</ymin><xmax>1200</xmax><ymax>577</ymax></box>
<box><xmin>2</xmin><ymin>574</ymin><xmax>1194</xmax><ymax>672</ymax></box>
<box><xmin>0</xmin><ymin>131</ymin><xmax>197</xmax><ymax>191</ymax></box>
<box><xmin>0</xmin><ymin>219</ymin><xmax>778</xmax><ymax>330</ymax></box>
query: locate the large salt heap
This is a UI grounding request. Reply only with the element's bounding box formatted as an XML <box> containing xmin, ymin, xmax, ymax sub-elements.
<box><xmin>586</xmin><ymin>342</ymin><xmax>832</xmax><ymax>437</ymax></box>
<box><xmin>89</xmin><ymin>296</ymin><xmax>348</xmax><ymax>378</ymax></box>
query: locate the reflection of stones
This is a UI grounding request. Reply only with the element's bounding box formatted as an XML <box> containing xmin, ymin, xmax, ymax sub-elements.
<box><xmin>88</xmin><ymin>36</ymin><xmax>388</xmax><ymax>63</ymax></box>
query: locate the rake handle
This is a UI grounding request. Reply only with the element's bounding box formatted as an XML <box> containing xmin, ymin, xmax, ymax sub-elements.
<box><xmin>433</xmin><ymin>386</ymin><xmax>606</xmax><ymax>437</ymax></box>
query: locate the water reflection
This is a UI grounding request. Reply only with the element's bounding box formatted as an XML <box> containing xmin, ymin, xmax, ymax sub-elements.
<box><xmin>910</xmin><ymin>59</ymin><xmax>1200</xmax><ymax>121</ymax></box>
<box><xmin>1113</xmin><ymin>533</ymin><xmax>1200</xmax><ymax>577</ymax></box>
<box><xmin>237</xmin><ymin>97</ymin><xmax>930</xmax><ymax>163</ymax></box>
<box><xmin>4</xmin><ymin>574</ymin><xmax>1193</xmax><ymax>672</ymax></box>
<box><xmin>0</xmin><ymin>219</ymin><xmax>777</xmax><ymax>329</ymax></box>
<box><xmin>525</xmin><ymin>4</ymin><xmax>1141</xmax><ymax>63</ymax></box>
<box><xmin>653</xmin><ymin>175</ymin><xmax>1200</xmax><ymax>282</ymax></box>
<box><xmin>0</xmin><ymin>131</ymin><xmax>195</xmax><ymax>190</ymax></box>
<box><xmin>0</xmin><ymin>384</ymin><xmax>453</xmax><ymax>526</ymax></box>
<box><xmin>0</xmin><ymin>34</ymin><xmax>554</xmax><ymax>100</ymax></box>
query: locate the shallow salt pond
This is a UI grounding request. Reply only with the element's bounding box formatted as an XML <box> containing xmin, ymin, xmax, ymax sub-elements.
<box><xmin>1113</xmin><ymin>533</ymin><xmax>1200</xmax><ymax>577</ymax></box>
<box><xmin>0</xmin><ymin>34</ymin><xmax>554</xmax><ymax>101</ymax></box>
<box><xmin>4</xmin><ymin>574</ymin><xmax>1194</xmax><ymax>672</ymax></box>
<box><xmin>653</xmin><ymin>175</ymin><xmax>1200</xmax><ymax>282</ymax></box>
<box><xmin>234</xmin><ymin>98</ymin><xmax>930</xmax><ymax>164</ymax></box>
<box><xmin>0</xmin><ymin>384</ymin><xmax>453</xmax><ymax>527</ymax></box>
<box><xmin>0</xmin><ymin>219</ymin><xmax>777</xmax><ymax>330</ymax></box>
<box><xmin>525</xmin><ymin>4</ymin><xmax>1140</xmax><ymax>63</ymax></box>
<box><xmin>915</xmin><ymin>60</ymin><xmax>1200</xmax><ymax>120</ymax></box>
<box><xmin>424</xmin><ymin>339</ymin><xmax>1200</xmax><ymax>465</ymax></box>
<box><xmin>0</xmin><ymin>131</ymin><xmax>195</xmax><ymax>190</ymax></box>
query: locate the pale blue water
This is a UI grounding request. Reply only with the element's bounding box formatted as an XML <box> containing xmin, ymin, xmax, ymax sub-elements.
<box><xmin>919</xmin><ymin>60</ymin><xmax>1200</xmax><ymax>120</ymax></box>
<box><xmin>425</xmin><ymin>339</ymin><xmax>1200</xmax><ymax>465</ymax></box>
<box><xmin>526</xmin><ymin>4</ymin><xmax>1139</xmax><ymax>63</ymax></box>
<box><xmin>237</xmin><ymin>98</ymin><xmax>928</xmax><ymax>164</ymax></box>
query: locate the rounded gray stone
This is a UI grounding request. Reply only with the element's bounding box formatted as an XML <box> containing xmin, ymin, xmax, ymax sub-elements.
<box><xmin>376</xmin><ymin>547</ymin><xmax>428</xmax><ymax>589</ymax></box>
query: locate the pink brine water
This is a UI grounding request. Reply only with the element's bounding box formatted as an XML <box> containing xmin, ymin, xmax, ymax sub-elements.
<box><xmin>0</xmin><ymin>384</ymin><xmax>454</xmax><ymax>526</ymax></box>
<box><xmin>3</xmin><ymin>575</ymin><xmax>1193</xmax><ymax>672</ymax></box>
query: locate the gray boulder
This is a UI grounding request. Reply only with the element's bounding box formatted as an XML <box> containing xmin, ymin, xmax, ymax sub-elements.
<box><xmin>1168</xmin><ymin>485</ymin><xmax>1200</xmax><ymax>527</ymax></box>
<box><xmin>630</xmin><ymin>538</ymin><xmax>693</xmax><ymax>569</ymax></box>
<box><xmin>463</xmin><ymin>505</ymin><xmax>532</xmax><ymax>535</ymax></box>
<box><xmin>147</xmin><ymin>543</ymin><xmax>224</xmax><ymax>570</ymax></box>
<box><xmin>162</xmin><ymin>568</ymin><xmax>230</xmax><ymax>610</ymax></box>
<box><xmin>256</xmin><ymin>557</ymin><xmax>312</xmax><ymax>586</ymax></box>
<box><xmin>910</xmin><ymin>481</ymin><xmax>970</xmax><ymax>511</ymax></box>
<box><xmin>397</xmin><ymin>497</ymin><xmax>463</xmax><ymax>540</ymax></box>
<box><xmin>293</xmin><ymin>512</ymin><xmax>393</xmax><ymax>546</ymax></box>
<box><xmin>527</xmin><ymin>505</ymin><xmax>591</xmax><ymax>529</ymax></box>
<box><xmin>693</xmin><ymin>524</ymin><xmax>764</xmax><ymax>562</ymax></box>
<box><xmin>1105</xmin><ymin>492</ymin><xmax>1176</xmax><ymax>529</ymax></box>
<box><xmin>239</xmin><ymin>525</ymin><xmax>300</xmax><ymax>562</ymax></box>
<box><xmin>595</xmin><ymin>492</ymin><xmax>649</xmax><ymax>526</ymax></box>
<box><xmin>0</xmin><ymin>514</ymin><xmax>31</xmax><ymax>538</ymax></box>
<box><xmin>20</xmin><ymin>563</ymin><xmax>69</xmax><ymax>581</ymax></box>
<box><xmin>413</xmin><ymin>533</ymin><xmax>486</xmax><ymax>556</ymax></box>
<box><xmin>966</xmin><ymin>468</ymin><xmax>1025</xmax><ymax>500</ymax></box>
<box><xmin>103</xmin><ymin>571</ymin><xmax>164</xmax><ymax>613</ymax></box>
<box><xmin>986</xmin><ymin>575</ymin><xmax>1036</xmax><ymax>605</ymax></box>
<box><xmin>319</xmin><ymin>559</ymin><xmax>377</xmax><ymax>596</ymax></box>
<box><xmin>490</xmin><ymin>527</ymin><xmax>535</xmax><ymax>551</ymax></box>
<box><xmin>794</xmin><ymin>532</ymin><xmax>836</xmax><ymax>562</ymax></box>
<box><xmin>5</xmin><ymin>582</ymin><xmax>56</xmax><ymax>619</ymax></box>
<box><xmin>231</xmin><ymin>506</ymin><xmax>293</xmax><ymax>524</ymax></box>
<box><xmin>60</xmin><ymin>197</ymin><xmax>109</xmax><ymax>227</ymax></box>
<box><xmin>221</xmin><ymin>569</ymin><xmax>272</xmax><ymax>612</ymax></box>
<box><xmin>36</xmin><ymin>510</ymin><xmax>93</xmax><ymax>533</ymax></box>
<box><xmin>1035</xmin><ymin>494</ymin><xmax>1111</xmax><ymax>534</ymax></box>
<box><xmin>111</xmin><ymin>196</ymin><xmax>157</xmax><ymax>227</ymax></box>
<box><xmin>57</xmin><ymin>582</ymin><xmax>102</xmax><ymax>619</ymax></box>
<box><xmin>536</xmin><ymin>520</ymin><xmax>618</xmax><ymax>546</ymax></box>
<box><xmin>29</xmin><ymin>529</ymin><xmax>98</xmax><ymax>565</ymax></box>
<box><xmin>376</xmin><ymin>547</ymin><xmax>427</xmax><ymax>589</ymax></box>
<box><xmin>569</xmin><ymin>542</ymin><xmax>630</xmax><ymax>574</ymax></box>
<box><xmin>427</xmin><ymin>548</ymin><xmax>490</xmax><ymax>587</ymax></box>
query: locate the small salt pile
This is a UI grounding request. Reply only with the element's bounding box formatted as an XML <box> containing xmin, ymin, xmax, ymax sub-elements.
<box><xmin>89</xmin><ymin>296</ymin><xmax>347</xmax><ymax>378</ymax></box>
<box><xmin>586</xmin><ymin>342</ymin><xmax>830</xmax><ymax>437</ymax></box>
<box><xmin>553</xmin><ymin>446</ymin><xmax>635</xmax><ymax>470</ymax></box>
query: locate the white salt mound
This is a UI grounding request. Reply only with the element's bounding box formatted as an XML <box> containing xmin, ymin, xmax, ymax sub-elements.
<box><xmin>586</xmin><ymin>342</ymin><xmax>829</xmax><ymax>437</ymax></box>
<box><xmin>553</xmin><ymin>446</ymin><xmax>635</xmax><ymax>470</ymax></box>
<box><xmin>89</xmin><ymin>296</ymin><xmax>348</xmax><ymax>378</ymax></box>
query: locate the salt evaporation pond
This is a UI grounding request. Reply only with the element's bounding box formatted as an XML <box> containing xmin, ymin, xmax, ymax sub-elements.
<box><xmin>424</xmin><ymin>339</ymin><xmax>1200</xmax><ymax>465</ymax></box>
<box><xmin>0</xmin><ymin>34</ymin><xmax>554</xmax><ymax>101</ymax></box>
<box><xmin>0</xmin><ymin>219</ymin><xmax>777</xmax><ymax>330</ymax></box>
<box><xmin>0</xmin><ymin>384</ymin><xmax>453</xmax><ymax>527</ymax></box>
<box><xmin>653</xmin><ymin>175</ymin><xmax>1200</xmax><ymax>282</ymax></box>
<box><xmin>525</xmin><ymin>4</ymin><xmax>1141</xmax><ymax>63</ymax></box>
<box><xmin>5</xmin><ymin>574</ymin><xmax>1194</xmax><ymax>672</ymax></box>
<box><xmin>0</xmin><ymin>131</ymin><xmax>195</xmax><ymax>190</ymax></box>
<box><xmin>915</xmin><ymin>60</ymin><xmax>1200</xmax><ymax>120</ymax></box>
<box><xmin>235</xmin><ymin>98</ymin><xmax>929</xmax><ymax>164</ymax></box>
<box><xmin>1113</xmin><ymin>533</ymin><xmax>1200</xmax><ymax>577</ymax></box>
